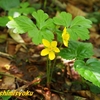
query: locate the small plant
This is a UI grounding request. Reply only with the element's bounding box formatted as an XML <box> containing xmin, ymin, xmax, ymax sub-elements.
<box><xmin>1</xmin><ymin>96</ymin><xmax>11</xmax><ymax>100</ymax></box>
<box><xmin>1</xmin><ymin>6</ymin><xmax>100</xmax><ymax>89</ymax></box>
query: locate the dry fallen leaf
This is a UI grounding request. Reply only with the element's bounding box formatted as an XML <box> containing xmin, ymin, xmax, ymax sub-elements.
<box><xmin>0</xmin><ymin>73</ymin><xmax>15</xmax><ymax>89</ymax></box>
<box><xmin>0</xmin><ymin>57</ymin><xmax>11</xmax><ymax>71</ymax></box>
<box><xmin>66</xmin><ymin>3</ymin><xmax>87</xmax><ymax>17</ymax></box>
<box><xmin>68</xmin><ymin>0</ymin><xmax>95</xmax><ymax>7</ymax></box>
<box><xmin>9</xmin><ymin>30</ymin><xmax>25</xmax><ymax>43</ymax></box>
<box><xmin>0</xmin><ymin>57</ymin><xmax>23</xmax><ymax>89</ymax></box>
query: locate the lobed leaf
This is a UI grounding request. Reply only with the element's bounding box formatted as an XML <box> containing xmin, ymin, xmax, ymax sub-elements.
<box><xmin>53</xmin><ymin>12</ymin><xmax>72</xmax><ymax>27</ymax></box>
<box><xmin>6</xmin><ymin>19</ymin><xmax>25</xmax><ymax>33</ymax></box>
<box><xmin>6</xmin><ymin>16</ymin><xmax>36</xmax><ymax>34</ymax></box>
<box><xmin>70</xmin><ymin>16</ymin><xmax>92</xmax><ymax>28</ymax></box>
<box><xmin>32</xmin><ymin>10</ymin><xmax>49</xmax><ymax>29</ymax></box>
<box><xmin>8</xmin><ymin>2</ymin><xmax>35</xmax><ymax>16</ymax></box>
<box><xmin>59</xmin><ymin>41</ymin><xmax>94</xmax><ymax>60</ymax></box>
<box><xmin>19</xmin><ymin>2</ymin><xmax>35</xmax><ymax>15</ymax></box>
<box><xmin>53</xmin><ymin>12</ymin><xmax>92</xmax><ymax>40</ymax></box>
<box><xmin>28</xmin><ymin>28</ymin><xmax>54</xmax><ymax>45</ymax></box>
<box><xmin>68</xmin><ymin>26</ymin><xmax>90</xmax><ymax>40</ymax></box>
<box><xmin>0</xmin><ymin>0</ymin><xmax>20</xmax><ymax>11</ymax></box>
<box><xmin>7</xmin><ymin>11</ymin><xmax>54</xmax><ymax>45</ymax></box>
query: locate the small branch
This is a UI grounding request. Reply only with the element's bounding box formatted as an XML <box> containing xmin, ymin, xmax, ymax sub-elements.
<box><xmin>0</xmin><ymin>72</ymin><xmax>28</xmax><ymax>84</ymax></box>
<box><xmin>16</xmin><ymin>77</ymin><xmax>41</xmax><ymax>91</ymax></box>
<box><xmin>52</xmin><ymin>0</ymin><xmax>67</xmax><ymax>10</ymax></box>
<box><xmin>0</xmin><ymin>51</ymin><xmax>13</xmax><ymax>59</ymax></box>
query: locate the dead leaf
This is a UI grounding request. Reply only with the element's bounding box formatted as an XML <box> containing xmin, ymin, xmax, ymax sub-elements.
<box><xmin>7</xmin><ymin>38</ymin><xmax>27</xmax><ymax>55</ymax></box>
<box><xmin>68</xmin><ymin>0</ymin><xmax>95</xmax><ymax>7</ymax></box>
<box><xmin>20</xmin><ymin>33</ymin><xmax>32</xmax><ymax>43</ymax></box>
<box><xmin>0</xmin><ymin>32</ymin><xmax>8</xmax><ymax>43</ymax></box>
<box><xmin>94</xmin><ymin>48</ymin><xmax>100</xmax><ymax>57</ymax></box>
<box><xmin>51</xmin><ymin>93</ymin><xmax>61</xmax><ymax>100</ymax></box>
<box><xmin>66</xmin><ymin>3</ymin><xmax>87</xmax><ymax>17</ymax></box>
<box><xmin>7</xmin><ymin>43</ymin><xmax>16</xmax><ymax>55</ymax></box>
<box><xmin>76</xmin><ymin>90</ymin><xmax>100</xmax><ymax>99</ymax></box>
<box><xmin>9</xmin><ymin>30</ymin><xmax>25</xmax><ymax>43</ymax></box>
<box><xmin>0</xmin><ymin>72</ymin><xmax>15</xmax><ymax>89</ymax></box>
<box><xmin>0</xmin><ymin>57</ymin><xmax>23</xmax><ymax>89</ymax></box>
<box><xmin>0</xmin><ymin>57</ymin><xmax>11</xmax><ymax>72</ymax></box>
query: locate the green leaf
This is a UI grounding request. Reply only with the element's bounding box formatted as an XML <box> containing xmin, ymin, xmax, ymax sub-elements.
<box><xmin>6</xmin><ymin>14</ymin><xmax>54</xmax><ymax>45</ymax></box>
<box><xmin>68</xmin><ymin>26</ymin><xmax>90</xmax><ymax>40</ymax></box>
<box><xmin>74</xmin><ymin>58</ymin><xmax>100</xmax><ymax>87</ymax></box>
<box><xmin>55</xmin><ymin>29</ymin><xmax>62</xmax><ymax>42</ymax></box>
<box><xmin>40</xmin><ymin>29</ymin><xmax>54</xmax><ymax>41</ymax></box>
<box><xmin>15</xmin><ymin>16</ymin><xmax>35</xmax><ymax>32</ymax></box>
<box><xmin>28</xmin><ymin>28</ymin><xmax>41</xmax><ymax>44</ymax></box>
<box><xmin>19</xmin><ymin>2</ymin><xmax>35</xmax><ymax>15</ymax></box>
<box><xmin>28</xmin><ymin>10</ymin><xmax>54</xmax><ymax>44</ymax></box>
<box><xmin>40</xmin><ymin>18</ymin><xmax>55</xmax><ymax>30</ymax></box>
<box><xmin>8</xmin><ymin>8</ymin><xmax>20</xmax><ymax>16</ymax></box>
<box><xmin>6</xmin><ymin>19</ymin><xmax>25</xmax><ymax>33</ymax></box>
<box><xmin>6</xmin><ymin>16</ymin><xmax>35</xmax><ymax>34</ymax></box>
<box><xmin>86</xmin><ymin>12</ymin><xmax>100</xmax><ymax>24</ymax></box>
<box><xmin>53</xmin><ymin>12</ymin><xmax>72</xmax><ymax>27</ymax></box>
<box><xmin>69</xmin><ymin>16</ymin><xmax>92</xmax><ymax>40</ymax></box>
<box><xmin>32</xmin><ymin>10</ymin><xmax>49</xmax><ymax>29</ymax></box>
<box><xmin>0</xmin><ymin>16</ymin><xmax>9</xmax><ymax>27</ymax></box>
<box><xmin>53</xmin><ymin>12</ymin><xmax>92</xmax><ymax>40</ymax></box>
<box><xmin>8</xmin><ymin>2</ymin><xmax>35</xmax><ymax>16</ymax></box>
<box><xmin>32</xmin><ymin>10</ymin><xmax>55</xmax><ymax>30</ymax></box>
<box><xmin>20</xmin><ymin>2</ymin><xmax>30</xmax><ymax>8</ymax></box>
<box><xmin>89</xmin><ymin>83</ymin><xmax>100</xmax><ymax>94</ymax></box>
<box><xmin>28</xmin><ymin>28</ymin><xmax>54</xmax><ymax>45</ymax></box>
<box><xmin>0</xmin><ymin>0</ymin><xmax>20</xmax><ymax>11</ymax></box>
<box><xmin>70</xmin><ymin>16</ymin><xmax>92</xmax><ymax>28</ymax></box>
<box><xmin>1</xmin><ymin>96</ymin><xmax>11</xmax><ymax>100</ymax></box>
<box><xmin>59</xmin><ymin>41</ymin><xmax>94</xmax><ymax>60</ymax></box>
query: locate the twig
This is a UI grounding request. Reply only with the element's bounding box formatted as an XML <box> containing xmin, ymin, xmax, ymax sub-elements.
<box><xmin>0</xmin><ymin>72</ymin><xmax>28</xmax><ymax>84</ymax></box>
<box><xmin>0</xmin><ymin>51</ymin><xmax>13</xmax><ymax>59</ymax></box>
<box><xmin>16</xmin><ymin>77</ymin><xmax>41</xmax><ymax>91</ymax></box>
<box><xmin>52</xmin><ymin>0</ymin><xmax>67</xmax><ymax>10</ymax></box>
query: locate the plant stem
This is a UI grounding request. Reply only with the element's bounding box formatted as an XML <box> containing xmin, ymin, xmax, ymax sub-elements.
<box><xmin>44</xmin><ymin>0</ymin><xmax>47</xmax><ymax>9</ymax></box>
<box><xmin>50</xmin><ymin>43</ymin><xmax>63</xmax><ymax>81</ymax></box>
<box><xmin>46</xmin><ymin>57</ymin><xmax>51</xmax><ymax>87</ymax></box>
<box><xmin>50</xmin><ymin>56</ymin><xmax>57</xmax><ymax>80</ymax></box>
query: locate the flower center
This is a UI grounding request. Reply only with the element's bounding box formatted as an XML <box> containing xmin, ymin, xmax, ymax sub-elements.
<box><xmin>48</xmin><ymin>46</ymin><xmax>54</xmax><ymax>52</ymax></box>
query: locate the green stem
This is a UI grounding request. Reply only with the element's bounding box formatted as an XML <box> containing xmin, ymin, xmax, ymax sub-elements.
<box><xmin>50</xmin><ymin>43</ymin><xmax>63</xmax><ymax>80</ymax></box>
<box><xmin>44</xmin><ymin>0</ymin><xmax>47</xmax><ymax>9</ymax></box>
<box><xmin>46</xmin><ymin>57</ymin><xmax>51</xmax><ymax>87</ymax></box>
<box><xmin>50</xmin><ymin>56</ymin><xmax>57</xmax><ymax>80</ymax></box>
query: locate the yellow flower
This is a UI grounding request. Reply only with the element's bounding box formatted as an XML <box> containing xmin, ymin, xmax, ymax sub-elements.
<box><xmin>41</xmin><ymin>39</ymin><xmax>60</xmax><ymax>60</ymax></box>
<box><xmin>62</xmin><ymin>27</ymin><xmax>70</xmax><ymax>47</ymax></box>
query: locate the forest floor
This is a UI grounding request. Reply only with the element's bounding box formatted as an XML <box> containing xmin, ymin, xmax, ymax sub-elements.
<box><xmin>0</xmin><ymin>0</ymin><xmax>100</xmax><ymax>100</ymax></box>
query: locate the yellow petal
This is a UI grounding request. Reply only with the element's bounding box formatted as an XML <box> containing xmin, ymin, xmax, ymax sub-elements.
<box><xmin>54</xmin><ymin>47</ymin><xmax>60</xmax><ymax>52</ymax></box>
<box><xmin>63</xmin><ymin>40</ymin><xmax>68</xmax><ymax>47</ymax></box>
<box><xmin>49</xmin><ymin>51</ymin><xmax>55</xmax><ymax>60</ymax></box>
<box><xmin>42</xmin><ymin>39</ymin><xmax>50</xmax><ymax>47</ymax></box>
<box><xmin>41</xmin><ymin>48</ymin><xmax>49</xmax><ymax>56</ymax></box>
<box><xmin>62</xmin><ymin>27</ymin><xmax>70</xmax><ymax>38</ymax></box>
<box><xmin>62</xmin><ymin>27</ymin><xmax>70</xmax><ymax>47</ymax></box>
<box><xmin>62</xmin><ymin>27</ymin><xmax>67</xmax><ymax>37</ymax></box>
<box><xmin>65</xmin><ymin>33</ymin><xmax>70</xmax><ymax>40</ymax></box>
<box><xmin>51</xmin><ymin>41</ymin><xmax>57</xmax><ymax>47</ymax></box>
